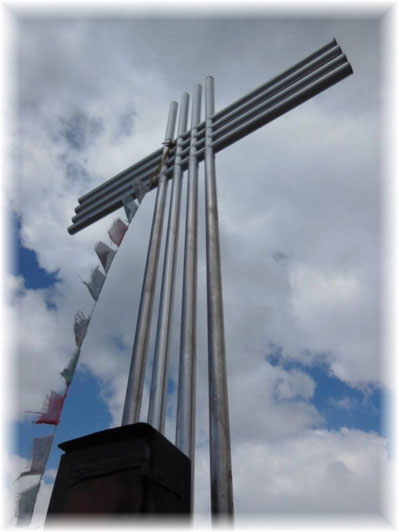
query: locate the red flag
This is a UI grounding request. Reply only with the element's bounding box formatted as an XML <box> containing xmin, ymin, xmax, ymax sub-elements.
<box><xmin>35</xmin><ymin>391</ymin><xmax>66</xmax><ymax>425</ymax></box>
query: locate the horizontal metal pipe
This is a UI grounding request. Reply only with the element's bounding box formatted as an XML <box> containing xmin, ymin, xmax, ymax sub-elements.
<box><xmin>211</xmin><ymin>45</ymin><xmax>343</xmax><ymax>131</ymax></box>
<box><xmin>70</xmin><ymin>60</ymin><xmax>351</xmax><ymax>230</ymax></box>
<box><xmin>75</xmin><ymin>52</ymin><xmax>344</xmax><ymax>221</ymax></box>
<box><xmin>76</xmin><ymin>40</ymin><xmax>341</xmax><ymax>211</ymax></box>
<box><xmin>77</xmin><ymin>129</ymin><xmax>197</xmax><ymax>210</ymax></box>
<box><xmin>68</xmin><ymin>62</ymin><xmax>344</xmax><ymax>232</ymax></box>
<box><xmin>212</xmin><ymin>54</ymin><xmax>349</xmax><ymax>141</ymax></box>
<box><xmin>72</xmin><ymin>60</ymin><xmax>350</xmax><ymax>225</ymax></box>
<box><xmin>212</xmin><ymin>38</ymin><xmax>338</xmax><ymax>121</ymax></box>
<box><xmin>69</xmin><ymin>147</ymin><xmax>192</xmax><ymax>232</ymax></box>
<box><xmin>167</xmin><ymin>122</ymin><xmax>205</xmax><ymax>154</ymax></box>
<box><xmin>73</xmin><ymin>164</ymin><xmax>159</xmax><ymax>218</ymax></box>
<box><xmin>174</xmin><ymin>130</ymin><xmax>205</xmax><ymax>159</ymax></box>
<box><xmin>78</xmin><ymin>49</ymin><xmax>342</xmax><ymax>214</ymax></box>
<box><xmin>211</xmin><ymin>61</ymin><xmax>353</xmax><ymax>153</ymax></box>
<box><xmin>173</xmin><ymin>40</ymin><xmax>336</xmax><ymax>144</ymax></box>
<box><xmin>75</xmin><ymin>160</ymin><xmax>160</xmax><ymax>214</ymax></box>
<box><xmin>71</xmin><ymin>143</ymin><xmax>202</xmax><ymax>225</ymax></box>
<box><xmin>78</xmin><ymin>147</ymin><xmax>163</xmax><ymax>205</ymax></box>
<box><xmin>165</xmin><ymin>148</ymin><xmax>205</xmax><ymax>177</ymax></box>
<box><xmin>75</xmin><ymin>128</ymin><xmax>206</xmax><ymax>214</ymax></box>
<box><xmin>170</xmin><ymin>118</ymin><xmax>205</xmax><ymax>148</ymax></box>
<box><xmin>69</xmin><ymin>44</ymin><xmax>352</xmax><ymax>234</ymax></box>
<box><xmin>74</xmin><ymin>136</ymin><xmax>198</xmax><ymax>217</ymax></box>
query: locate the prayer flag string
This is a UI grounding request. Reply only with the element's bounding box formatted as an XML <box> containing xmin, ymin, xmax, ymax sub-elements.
<box><xmin>15</xmin><ymin>193</ymin><xmax>142</xmax><ymax>525</ymax></box>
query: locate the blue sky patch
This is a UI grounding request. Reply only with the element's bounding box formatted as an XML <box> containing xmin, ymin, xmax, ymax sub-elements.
<box><xmin>167</xmin><ymin>378</ymin><xmax>176</xmax><ymax>395</ymax></box>
<box><xmin>111</xmin><ymin>333</ymin><xmax>127</xmax><ymax>352</ymax></box>
<box><xmin>11</xmin><ymin>211</ymin><xmax>59</xmax><ymax>290</ymax></box>
<box><xmin>266</xmin><ymin>347</ymin><xmax>385</xmax><ymax>437</ymax></box>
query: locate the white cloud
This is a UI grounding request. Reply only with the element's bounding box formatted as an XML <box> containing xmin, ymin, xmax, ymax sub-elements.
<box><xmin>4</xmin><ymin>274</ymin><xmax>71</xmax><ymax>419</ymax></box>
<box><xmin>274</xmin><ymin>367</ymin><xmax>316</xmax><ymax>401</ymax></box>
<box><xmin>228</xmin><ymin>361</ymin><xmax>323</xmax><ymax>443</ymax></box>
<box><xmin>230</xmin><ymin>428</ymin><xmax>387</xmax><ymax>515</ymax></box>
<box><xmin>1</xmin><ymin>452</ymin><xmax>52</xmax><ymax>528</ymax></box>
<box><xmin>192</xmin><ymin>428</ymin><xmax>388</xmax><ymax>519</ymax></box>
<box><xmin>1</xmin><ymin>453</ymin><xmax>27</xmax><ymax>527</ymax></box>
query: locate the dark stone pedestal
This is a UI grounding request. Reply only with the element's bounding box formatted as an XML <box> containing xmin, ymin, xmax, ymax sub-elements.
<box><xmin>46</xmin><ymin>423</ymin><xmax>191</xmax><ymax>521</ymax></box>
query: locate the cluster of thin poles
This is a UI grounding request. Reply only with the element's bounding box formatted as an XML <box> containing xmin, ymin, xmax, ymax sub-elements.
<box><xmin>121</xmin><ymin>77</ymin><xmax>234</xmax><ymax>516</ymax></box>
<box><xmin>67</xmin><ymin>38</ymin><xmax>353</xmax><ymax>517</ymax></box>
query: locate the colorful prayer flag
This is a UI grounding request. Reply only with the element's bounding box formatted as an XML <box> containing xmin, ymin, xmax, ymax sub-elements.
<box><xmin>74</xmin><ymin>311</ymin><xmax>90</xmax><ymax>347</ymax></box>
<box><xmin>16</xmin><ymin>482</ymin><xmax>40</xmax><ymax>526</ymax></box>
<box><xmin>95</xmin><ymin>241</ymin><xmax>116</xmax><ymax>273</ymax></box>
<box><xmin>35</xmin><ymin>391</ymin><xmax>66</xmax><ymax>425</ymax></box>
<box><xmin>83</xmin><ymin>266</ymin><xmax>106</xmax><ymax>301</ymax></box>
<box><xmin>60</xmin><ymin>347</ymin><xmax>81</xmax><ymax>385</ymax></box>
<box><xmin>20</xmin><ymin>435</ymin><xmax>54</xmax><ymax>478</ymax></box>
<box><xmin>122</xmin><ymin>196</ymin><xmax>139</xmax><ymax>223</ymax></box>
<box><xmin>108</xmin><ymin>218</ymin><xmax>128</xmax><ymax>247</ymax></box>
<box><xmin>132</xmin><ymin>179</ymin><xmax>148</xmax><ymax>204</ymax></box>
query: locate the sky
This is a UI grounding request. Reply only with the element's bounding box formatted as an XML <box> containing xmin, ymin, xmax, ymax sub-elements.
<box><xmin>1</xmin><ymin>1</ymin><xmax>398</xmax><ymax>529</ymax></box>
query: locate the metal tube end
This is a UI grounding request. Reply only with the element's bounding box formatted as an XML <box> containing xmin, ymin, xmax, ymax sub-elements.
<box><xmin>205</xmin><ymin>77</ymin><xmax>215</xmax><ymax>117</ymax></box>
<box><xmin>345</xmin><ymin>57</ymin><xmax>354</xmax><ymax>75</ymax></box>
<box><xmin>178</xmin><ymin>93</ymin><xmax>190</xmax><ymax>135</ymax></box>
<box><xmin>165</xmin><ymin>101</ymin><xmax>179</xmax><ymax>142</ymax></box>
<box><xmin>191</xmin><ymin>84</ymin><xmax>202</xmax><ymax>127</ymax></box>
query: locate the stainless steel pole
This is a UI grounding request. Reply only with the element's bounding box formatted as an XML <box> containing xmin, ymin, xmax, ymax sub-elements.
<box><xmin>204</xmin><ymin>76</ymin><xmax>234</xmax><ymax>517</ymax></box>
<box><xmin>148</xmin><ymin>93</ymin><xmax>190</xmax><ymax>432</ymax></box>
<box><xmin>122</xmin><ymin>101</ymin><xmax>178</xmax><ymax>426</ymax></box>
<box><xmin>176</xmin><ymin>84</ymin><xmax>202</xmax><ymax>461</ymax></box>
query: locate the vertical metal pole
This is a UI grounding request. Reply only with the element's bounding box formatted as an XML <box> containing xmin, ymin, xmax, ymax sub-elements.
<box><xmin>148</xmin><ymin>93</ymin><xmax>190</xmax><ymax>431</ymax></box>
<box><xmin>204</xmin><ymin>76</ymin><xmax>234</xmax><ymax>517</ymax></box>
<box><xmin>122</xmin><ymin>101</ymin><xmax>178</xmax><ymax>426</ymax></box>
<box><xmin>176</xmin><ymin>84</ymin><xmax>201</xmax><ymax>462</ymax></box>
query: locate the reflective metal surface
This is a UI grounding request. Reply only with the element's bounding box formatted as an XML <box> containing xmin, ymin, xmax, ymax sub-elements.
<box><xmin>176</xmin><ymin>84</ymin><xmax>202</xmax><ymax>463</ymax></box>
<box><xmin>204</xmin><ymin>76</ymin><xmax>234</xmax><ymax>517</ymax></box>
<box><xmin>148</xmin><ymin>93</ymin><xmax>190</xmax><ymax>432</ymax></box>
<box><xmin>121</xmin><ymin>101</ymin><xmax>178</xmax><ymax>425</ymax></box>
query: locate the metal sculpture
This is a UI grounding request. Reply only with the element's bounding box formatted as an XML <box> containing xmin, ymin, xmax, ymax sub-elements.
<box><xmin>67</xmin><ymin>39</ymin><xmax>353</xmax><ymax>517</ymax></box>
